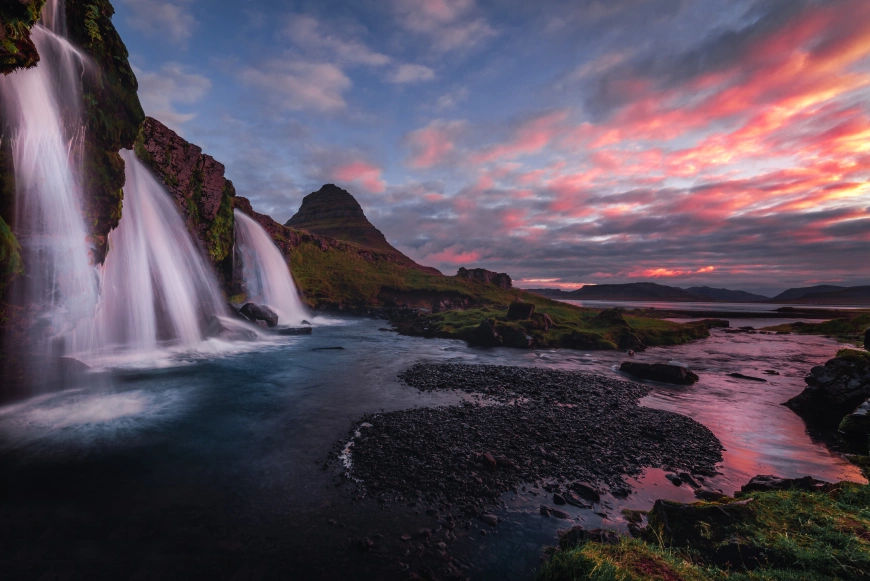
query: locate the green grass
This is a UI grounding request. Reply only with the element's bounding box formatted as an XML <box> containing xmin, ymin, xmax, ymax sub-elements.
<box><xmin>764</xmin><ymin>313</ymin><xmax>870</xmax><ymax>347</ymax></box>
<box><xmin>539</xmin><ymin>483</ymin><xmax>870</xmax><ymax>581</ymax></box>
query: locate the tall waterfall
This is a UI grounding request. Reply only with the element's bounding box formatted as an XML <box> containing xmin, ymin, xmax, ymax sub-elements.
<box><xmin>234</xmin><ymin>211</ymin><xmax>308</xmax><ymax>326</ymax></box>
<box><xmin>87</xmin><ymin>151</ymin><xmax>228</xmax><ymax>356</ymax></box>
<box><xmin>0</xmin><ymin>1</ymin><xmax>99</xmax><ymax>354</ymax></box>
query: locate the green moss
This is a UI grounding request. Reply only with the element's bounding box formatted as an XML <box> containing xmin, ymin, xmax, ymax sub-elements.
<box><xmin>0</xmin><ymin>215</ymin><xmax>22</xmax><ymax>295</ymax></box>
<box><xmin>541</xmin><ymin>484</ymin><xmax>870</xmax><ymax>581</ymax></box>
<box><xmin>205</xmin><ymin>182</ymin><xmax>235</xmax><ymax>263</ymax></box>
<box><xmin>0</xmin><ymin>0</ymin><xmax>46</xmax><ymax>74</ymax></box>
<box><xmin>764</xmin><ymin>313</ymin><xmax>870</xmax><ymax>347</ymax></box>
<box><xmin>836</xmin><ymin>349</ymin><xmax>870</xmax><ymax>365</ymax></box>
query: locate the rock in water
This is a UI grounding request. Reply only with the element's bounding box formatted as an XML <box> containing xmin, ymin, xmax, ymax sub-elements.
<box><xmin>204</xmin><ymin>316</ymin><xmax>258</xmax><ymax>342</ymax></box>
<box><xmin>506</xmin><ymin>301</ymin><xmax>535</xmax><ymax>321</ymax></box>
<box><xmin>240</xmin><ymin>303</ymin><xmax>279</xmax><ymax>327</ymax></box>
<box><xmin>839</xmin><ymin>398</ymin><xmax>870</xmax><ymax>439</ymax></box>
<box><xmin>620</xmin><ymin>362</ymin><xmax>699</xmax><ymax>385</ymax></box>
<box><xmin>469</xmin><ymin>319</ymin><xmax>501</xmax><ymax>347</ymax></box>
<box><xmin>784</xmin><ymin>350</ymin><xmax>870</xmax><ymax>425</ymax></box>
<box><xmin>740</xmin><ymin>475</ymin><xmax>832</xmax><ymax>494</ymax></box>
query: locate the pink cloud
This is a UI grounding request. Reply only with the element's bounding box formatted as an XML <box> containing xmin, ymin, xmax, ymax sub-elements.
<box><xmin>332</xmin><ymin>161</ymin><xmax>386</xmax><ymax>193</ymax></box>
<box><xmin>423</xmin><ymin>245</ymin><xmax>481</xmax><ymax>264</ymax></box>
<box><xmin>406</xmin><ymin>120</ymin><xmax>465</xmax><ymax>169</ymax></box>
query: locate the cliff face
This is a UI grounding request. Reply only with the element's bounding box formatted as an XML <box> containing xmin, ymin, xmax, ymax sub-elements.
<box><xmin>134</xmin><ymin>117</ymin><xmax>236</xmax><ymax>280</ymax></box>
<box><xmin>66</xmin><ymin>0</ymin><xmax>145</xmax><ymax>262</ymax></box>
<box><xmin>0</xmin><ymin>0</ymin><xmax>46</xmax><ymax>75</ymax></box>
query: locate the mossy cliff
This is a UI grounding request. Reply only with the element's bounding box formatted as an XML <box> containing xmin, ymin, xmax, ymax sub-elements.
<box><xmin>0</xmin><ymin>0</ymin><xmax>46</xmax><ymax>74</ymax></box>
<box><xmin>66</xmin><ymin>0</ymin><xmax>144</xmax><ymax>262</ymax></box>
<box><xmin>135</xmin><ymin>117</ymin><xmax>237</xmax><ymax>281</ymax></box>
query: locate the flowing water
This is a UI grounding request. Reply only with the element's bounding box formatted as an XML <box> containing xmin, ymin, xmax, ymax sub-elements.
<box><xmin>0</xmin><ymin>317</ymin><xmax>863</xmax><ymax>579</ymax></box>
<box><xmin>81</xmin><ymin>151</ymin><xmax>228</xmax><ymax>361</ymax></box>
<box><xmin>0</xmin><ymin>7</ymin><xmax>98</xmax><ymax>356</ymax></box>
<box><xmin>234</xmin><ymin>210</ymin><xmax>308</xmax><ymax>325</ymax></box>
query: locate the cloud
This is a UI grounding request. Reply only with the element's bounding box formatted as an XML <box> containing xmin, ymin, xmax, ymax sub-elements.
<box><xmin>627</xmin><ymin>266</ymin><xmax>716</xmax><ymax>278</ymax></box>
<box><xmin>332</xmin><ymin>161</ymin><xmax>386</xmax><ymax>193</ymax></box>
<box><xmin>392</xmin><ymin>0</ymin><xmax>496</xmax><ymax>52</ymax></box>
<box><xmin>434</xmin><ymin>87</ymin><xmax>469</xmax><ymax>110</ymax></box>
<box><xmin>120</xmin><ymin>0</ymin><xmax>196</xmax><ymax>45</ymax></box>
<box><xmin>133</xmin><ymin>63</ymin><xmax>211</xmax><ymax>128</ymax></box>
<box><xmin>388</xmin><ymin>63</ymin><xmax>436</xmax><ymax>84</ymax></box>
<box><xmin>239</xmin><ymin>60</ymin><xmax>351</xmax><ymax>113</ymax></box>
<box><xmin>405</xmin><ymin>119</ymin><xmax>466</xmax><ymax>168</ymax></box>
<box><xmin>283</xmin><ymin>15</ymin><xmax>391</xmax><ymax>67</ymax></box>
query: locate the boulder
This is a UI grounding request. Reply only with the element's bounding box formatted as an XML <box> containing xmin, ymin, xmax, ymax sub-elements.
<box><xmin>274</xmin><ymin>326</ymin><xmax>313</xmax><ymax>336</ymax></box>
<box><xmin>240</xmin><ymin>303</ymin><xmax>279</xmax><ymax>327</ymax></box>
<box><xmin>564</xmin><ymin>330</ymin><xmax>605</xmax><ymax>349</ymax></box>
<box><xmin>592</xmin><ymin>308</ymin><xmax>629</xmax><ymax>327</ymax></box>
<box><xmin>469</xmin><ymin>319</ymin><xmax>501</xmax><ymax>347</ymax></box>
<box><xmin>456</xmin><ymin>267</ymin><xmax>512</xmax><ymax>289</ymax></box>
<box><xmin>838</xmin><ymin>399</ymin><xmax>870</xmax><ymax>439</ymax></box>
<box><xmin>620</xmin><ymin>362</ymin><xmax>699</xmax><ymax>385</ymax></box>
<box><xmin>739</xmin><ymin>475</ymin><xmax>832</xmax><ymax>494</ymax></box>
<box><xmin>784</xmin><ymin>350</ymin><xmax>870</xmax><ymax>425</ymax></box>
<box><xmin>506</xmin><ymin>301</ymin><xmax>535</xmax><ymax>321</ymax></box>
<box><xmin>558</xmin><ymin>526</ymin><xmax>620</xmax><ymax>549</ymax></box>
<box><xmin>617</xmin><ymin>331</ymin><xmax>645</xmax><ymax>351</ymax></box>
<box><xmin>499</xmin><ymin>324</ymin><xmax>533</xmax><ymax>348</ymax></box>
<box><xmin>204</xmin><ymin>315</ymin><xmax>258</xmax><ymax>342</ymax></box>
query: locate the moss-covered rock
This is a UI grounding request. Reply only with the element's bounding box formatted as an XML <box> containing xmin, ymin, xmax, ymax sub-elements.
<box><xmin>66</xmin><ymin>0</ymin><xmax>144</xmax><ymax>262</ymax></box>
<box><xmin>0</xmin><ymin>215</ymin><xmax>22</xmax><ymax>294</ymax></box>
<box><xmin>0</xmin><ymin>0</ymin><xmax>46</xmax><ymax>75</ymax></box>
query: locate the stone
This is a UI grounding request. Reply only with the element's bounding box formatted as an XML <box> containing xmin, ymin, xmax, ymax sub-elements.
<box><xmin>694</xmin><ymin>489</ymin><xmax>730</xmax><ymax>502</ymax></box>
<box><xmin>740</xmin><ymin>475</ymin><xmax>832</xmax><ymax>494</ymax></box>
<box><xmin>456</xmin><ymin>267</ymin><xmax>512</xmax><ymax>289</ymax></box>
<box><xmin>569</xmin><ymin>482</ymin><xmax>601</xmax><ymax>503</ymax></box>
<box><xmin>784</xmin><ymin>351</ymin><xmax>870</xmax><ymax>425</ymax></box>
<box><xmin>506</xmin><ymin>301</ymin><xmax>535</xmax><ymax>321</ymax></box>
<box><xmin>469</xmin><ymin>319</ymin><xmax>501</xmax><ymax>347</ymax></box>
<box><xmin>729</xmin><ymin>373</ymin><xmax>767</xmax><ymax>382</ymax></box>
<box><xmin>553</xmin><ymin>493</ymin><xmax>566</xmax><ymax>505</ymax></box>
<box><xmin>620</xmin><ymin>362</ymin><xmax>699</xmax><ymax>385</ymax></box>
<box><xmin>665</xmin><ymin>473</ymin><xmax>683</xmax><ymax>486</ymax></box>
<box><xmin>240</xmin><ymin>303</ymin><xmax>279</xmax><ymax>327</ymax></box>
<box><xmin>481</xmin><ymin>452</ymin><xmax>497</xmax><ymax>471</ymax></box>
<box><xmin>499</xmin><ymin>325</ymin><xmax>533</xmax><ymax>349</ymax></box>
<box><xmin>592</xmin><ymin>308</ymin><xmax>629</xmax><ymax>327</ymax></box>
<box><xmin>550</xmin><ymin>508</ymin><xmax>572</xmax><ymax>519</ymax></box>
<box><xmin>558</xmin><ymin>526</ymin><xmax>621</xmax><ymax>549</ymax></box>
<box><xmin>274</xmin><ymin>326</ymin><xmax>313</xmax><ymax>336</ymax></box>
<box><xmin>480</xmin><ymin>514</ymin><xmax>498</xmax><ymax>526</ymax></box>
<box><xmin>539</xmin><ymin>505</ymin><xmax>551</xmax><ymax>517</ymax></box>
<box><xmin>204</xmin><ymin>315</ymin><xmax>258</xmax><ymax>342</ymax></box>
<box><xmin>839</xmin><ymin>398</ymin><xmax>870</xmax><ymax>438</ymax></box>
<box><xmin>358</xmin><ymin>537</ymin><xmax>374</xmax><ymax>551</ymax></box>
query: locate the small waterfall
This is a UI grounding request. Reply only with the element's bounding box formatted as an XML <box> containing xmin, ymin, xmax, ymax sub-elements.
<box><xmin>0</xmin><ymin>2</ymin><xmax>99</xmax><ymax>353</ymax></box>
<box><xmin>86</xmin><ymin>151</ymin><xmax>227</xmax><ymax>356</ymax></box>
<box><xmin>234</xmin><ymin>210</ymin><xmax>308</xmax><ymax>325</ymax></box>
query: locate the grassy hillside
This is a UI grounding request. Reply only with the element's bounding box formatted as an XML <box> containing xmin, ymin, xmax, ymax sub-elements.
<box><xmin>764</xmin><ymin>312</ymin><xmax>870</xmax><ymax>347</ymax></box>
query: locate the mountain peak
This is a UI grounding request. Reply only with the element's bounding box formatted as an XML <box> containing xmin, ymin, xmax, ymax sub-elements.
<box><xmin>285</xmin><ymin>184</ymin><xmax>393</xmax><ymax>253</ymax></box>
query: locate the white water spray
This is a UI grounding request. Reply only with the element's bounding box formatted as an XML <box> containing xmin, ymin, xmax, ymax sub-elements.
<box><xmin>234</xmin><ymin>210</ymin><xmax>308</xmax><ymax>325</ymax></box>
<box><xmin>0</xmin><ymin>2</ymin><xmax>98</xmax><ymax>352</ymax></box>
<box><xmin>85</xmin><ymin>151</ymin><xmax>228</xmax><ymax>356</ymax></box>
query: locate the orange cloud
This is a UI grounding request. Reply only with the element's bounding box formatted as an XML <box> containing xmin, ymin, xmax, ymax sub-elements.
<box><xmin>333</xmin><ymin>161</ymin><xmax>385</xmax><ymax>193</ymax></box>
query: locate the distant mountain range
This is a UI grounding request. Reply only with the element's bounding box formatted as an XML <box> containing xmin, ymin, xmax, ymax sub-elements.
<box><xmin>526</xmin><ymin>282</ymin><xmax>870</xmax><ymax>305</ymax></box>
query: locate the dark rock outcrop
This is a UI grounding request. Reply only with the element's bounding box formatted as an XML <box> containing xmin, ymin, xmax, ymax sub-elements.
<box><xmin>0</xmin><ymin>216</ymin><xmax>22</xmax><ymax>294</ymax></box>
<box><xmin>739</xmin><ymin>475</ymin><xmax>832</xmax><ymax>494</ymax></box>
<box><xmin>620</xmin><ymin>362</ymin><xmax>699</xmax><ymax>385</ymax></box>
<box><xmin>469</xmin><ymin>319</ymin><xmax>501</xmax><ymax>347</ymax></box>
<box><xmin>456</xmin><ymin>267</ymin><xmax>512</xmax><ymax>289</ymax></box>
<box><xmin>592</xmin><ymin>308</ymin><xmax>629</xmax><ymax>327</ymax></box>
<box><xmin>135</xmin><ymin>117</ymin><xmax>234</xmax><ymax>271</ymax></box>
<box><xmin>239</xmin><ymin>303</ymin><xmax>279</xmax><ymax>328</ymax></box>
<box><xmin>784</xmin><ymin>350</ymin><xmax>870</xmax><ymax>425</ymax></box>
<box><xmin>506</xmin><ymin>301</ymin><xmax>534</xmax><ymax>320</ymax></box>
<box><xmin>839</xmin><ymin>399</ymin><xmax>870</xmax><ymax>439</ymax></box>
<box><xmin>0</xmin><ymin>0</ymin><xmax>45</xmax><ymax>74</ymax></box>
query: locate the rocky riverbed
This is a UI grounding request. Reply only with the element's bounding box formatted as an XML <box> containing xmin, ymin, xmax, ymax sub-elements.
<box><xmin>346</xmin><ymin>364</ymin><xmax>723</xmax><ymax>514</ymax></box>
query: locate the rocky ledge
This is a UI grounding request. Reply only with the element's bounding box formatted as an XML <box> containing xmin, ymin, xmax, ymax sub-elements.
<box><xmin>345</xmin><ymin>364</ymin><xmax>723</xmax><ymax>514</ymax></box>
<box><xmin>785</xmin><ymin>349</ymin><xmax>870</xmax><ymax>428</ymax></box>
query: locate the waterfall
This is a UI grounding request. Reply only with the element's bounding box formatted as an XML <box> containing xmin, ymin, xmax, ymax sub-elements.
<box><xmin>86</xmin><ymin>151</ymin><xmax>228</xmax><ymax>356</ymax></box>
<box><xmin>0</xmin><ymin>1</ymin><xmax>99</xmax><ymax>354</ymax></box>
<box><xmin>234</xmin><ymin>210</ymin><xmax>308</xmax><ymax>326</ymax></box>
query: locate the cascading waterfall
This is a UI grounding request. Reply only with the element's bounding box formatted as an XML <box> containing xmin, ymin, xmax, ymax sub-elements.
<box><xmin>234</xmin><ymin>210</ymin><xmax>308</xmax><ymax>326</ymax></box>
<box><xmin>0</xmin><ymin>1</ymin><xmax>99</xmax><ymax>354</ymax></box>
<box><xmin>86</xmin><ymin>151</ymin><xmax>228</xmax><ymax>356</ymax></box>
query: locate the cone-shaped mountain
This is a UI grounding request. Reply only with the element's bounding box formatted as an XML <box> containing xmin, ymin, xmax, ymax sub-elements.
<box><xmin>285</xmin><ymin>184</ymin><xmax>398</xmax><ymax>254</ymax></box>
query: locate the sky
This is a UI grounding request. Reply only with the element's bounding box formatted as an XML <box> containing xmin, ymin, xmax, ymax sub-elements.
<box><xmin>111</xmin><ymin>0</ymin><xmax>870</xmax><ymax>296</ymax></box>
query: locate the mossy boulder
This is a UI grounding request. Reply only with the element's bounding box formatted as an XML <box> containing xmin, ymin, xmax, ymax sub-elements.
<box><xmin>839</xmin><ymin>399</ymin><xmax>870</xmax><ymax>439</ymax></box>
<box><xmin>0</xmin><ymin>215</ymin><xmax>22</xmax><ymax>294</ymax></box>
<box><xmin>0</xmin><ymin>0</ymin><xmax>46</xmax><ymax>74</ymax></box>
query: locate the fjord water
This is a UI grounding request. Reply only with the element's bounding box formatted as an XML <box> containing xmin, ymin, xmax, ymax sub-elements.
<box><xmin>234</xmin><ymin>210</ymin><xmax>308</xmax><ymax>325</ymax></box>
<box><xmin>83</xmin><ymin>151</ymin><xmax>228</xmax><ymax>360</ymax></box>
<box><xmin>0</xmin><ymin>9</ymin><xmax>98</xmax><ymax>356</ymax></box>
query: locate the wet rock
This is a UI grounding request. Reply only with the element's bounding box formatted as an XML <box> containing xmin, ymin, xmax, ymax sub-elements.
<box><xmin>558</xmin><ymin>526</ymin><xmax>621</xmax><ymax>549</ymax></box>
<box><xmin>358</xmin><ymin>537</ymin><xmax>374</xmax><ymax>551</ymax></box>
<box><xmin>694</xmin><ymin>489</ymin><xmax>729</xmax><ymax>502</ymax></box>
<box><xmin>620</xmin><ymin>362</ymin><xmax>699</xmax><ymax>385</ymax></box>
<box><xmin>739</xmin><ymin>475</ymin><xmax>832</xmax><ymax>494</ymax></box>
<box><xmin>240</xmin><ymin>303</ymin><xmax>279</xmax><ymax>327</ymax></box>
<box><xmin>273</xmin><ymin>326</ymin><xmax>313</xmax><ymax>336</ymax></box>
<box><xmin>570</xmin><ymin>482</ymin><xmax>601</xmax><ymax>503</ymax></box>
<box><xmin>480</xmin><ymin>452</ymin><xmax>497</xmax><ymax>471</ymax></box>
<box><xmin>480</xmin><ymin>514</ymin><xmax>498</xmax><ymax>526</ymax></box>
<box><xmin>553</xmin><ymin>493</ymin><xmax>566</xmax><ymax>505</ymax></box>
<box><xmin>550</xmin><ymin>508</ymin><xmax>572</xmax><ymax>520</ymax></box>
<box><xmin>468</xmin><ymin>319</ymin><xmax>501</xmax><ymax>347</ymax></box>
<box><xmin>204</xmin><ymin>315</ymin><xmax>258</xmax><ymax>342</ymax></box>
<box><xmin>506</xmin><ymin>301</ymin><xmax>535</xmax><ymax>321</ymax></box>
<box><xmin>839</xmin><ymin>398</ymin><xmax>870</xmax><ymax>438</ymax></box>
<box><xmin>786</xmin><ymin>351</ymin><xmax>870</xmax><ymax>426</ymax></box>
<box><xmin>729</xmin><ymin>373</ymin><xmax>767</xmax><ymax>382</ymax></box>
<box><xmin>564</xmin><ymin>492</ymin><xmax>592</xmax><ymax>508</ymax></box>
<box><xmin>499</xmin><ymin>325</ymin><xmax>533</xmax><ymax>349</ymax></box>
<box><xmin>665</xmin><ymin>474</ymin><xmax>683</xmax><ymax>486</ymax></box>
